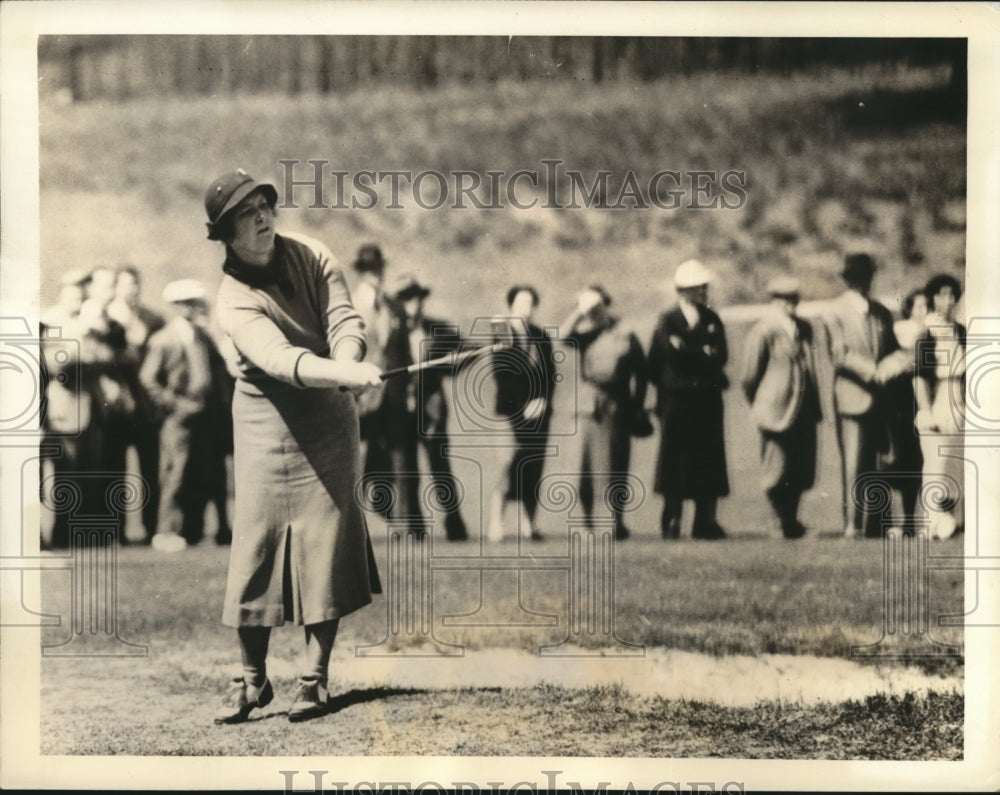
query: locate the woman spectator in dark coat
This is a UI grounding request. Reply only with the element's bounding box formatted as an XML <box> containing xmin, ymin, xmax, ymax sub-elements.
<box><xmin>487</xmin><ymin>285</ymin><xmax>557</xmax><ymax>541</ymax></box>
<box><xmin>207</xmin><ymin>169</ymin><xmax>383</xmax><ymax>724</ymax></box>
<box><xmin>648</xmin><ymin>260</ymin><xmax>729</xmax><ymax>540</ymax></box>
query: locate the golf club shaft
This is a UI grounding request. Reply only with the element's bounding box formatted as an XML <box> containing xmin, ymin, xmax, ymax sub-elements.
<box><xmin>379</xmin><ymin>342</ymin><xmax>505</xmax><ymax>381</ymax></box>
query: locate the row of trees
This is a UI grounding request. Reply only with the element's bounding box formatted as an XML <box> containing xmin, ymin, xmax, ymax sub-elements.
<box><xmin>38</xmin><ymin>35</ymin><xmax>965</xmax><ymax>102</ymax></box>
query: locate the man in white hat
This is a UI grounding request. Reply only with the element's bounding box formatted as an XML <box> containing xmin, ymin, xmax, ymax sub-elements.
<box><xmin>740</xmin><ymin>277</ymin><xmax>821</xmax><ymax>538</ymax></box>
<box><xmin>140</xmin><ymin>279</ymin><xmax>234</xmax><ymax>551</ymax></box>
<box><xmin>648</xmin><ymin>259</ymin><xmax>730</xmax><ymax>540</ymax></box>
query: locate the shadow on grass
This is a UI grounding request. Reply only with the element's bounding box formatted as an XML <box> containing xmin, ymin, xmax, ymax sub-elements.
<box><xmin>249</xmin><ymin>686</ymin><xmax>507</xmax><ymax>723</ymax></box>
<box><xmin>327</xmin><ymin>686</ymin><xmax>429</xmax><ymax>715</ymax></box>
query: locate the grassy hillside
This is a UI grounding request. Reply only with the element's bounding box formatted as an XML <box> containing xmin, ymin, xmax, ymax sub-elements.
<box><xmin>40</xmin><ymin>64</ymin><xmax>965</xmax><ymax>323</ymax></box>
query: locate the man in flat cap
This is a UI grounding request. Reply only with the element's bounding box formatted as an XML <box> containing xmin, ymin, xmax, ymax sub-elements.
<box><xmin>141</xmin><ymin>279</ymin><xmax>234</xmax><ymax>551</ymax></box>
<box><xmin>648</xmin><ymin>259</ymin><xmax>730</xmax><ymax>540</ymax></box>
<box><xmin>824</xmin><ymin>253</ymin><xmax>902</xmax><ymax>538</ymax></box>
<box><xmin>740</xmin><ymin>277</ymin><xmax>821</xmax><ymax>538</ymax></box>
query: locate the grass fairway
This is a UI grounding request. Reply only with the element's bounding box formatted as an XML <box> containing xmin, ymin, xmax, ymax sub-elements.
<box><xmin>40</xmin><ymin>533</ymin><xmax>963</xmax><ymax>758</ymax></box>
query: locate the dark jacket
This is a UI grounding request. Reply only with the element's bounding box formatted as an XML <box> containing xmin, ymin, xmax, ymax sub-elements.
<box><xmin>648</xmin><ymin>304</ymin><xmax>728</xmax><ymax>400</ymax></box>
<box><xmin>493</xmin><ymin>322</ymin><xmax>556</xmax><ymax>419</ymax></box>
<box><xmin>381</xmin><ymin>313</ymin><xmax>465</xmax><ymax>431</ymax></box>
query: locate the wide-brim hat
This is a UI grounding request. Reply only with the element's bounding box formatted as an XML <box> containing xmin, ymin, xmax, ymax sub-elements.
<box><xmin>204</xmin><ymin>169</ymin><xmax>278</xmax><ymax>241</ymax></box>
<box><xmin>162</xmin><ymin>278</ymin><xmax>207</xmax><ymax>304</ymax></box>
<box><xmin>354</xmin><ymin>244</ymin><xmax>386</xmax><ymax>273</ymax></box>
<box><xmin>674</xmin><ymin>259</ymin><xmax>713</xmax><ymax>289</ymax></box>
<box><xmin>389</xmin><ymin>272</ymin><xmax>431</xmax><ymax>301</ymax></box>
<box><xmin>766</xmin><ymin>276</ymin><xmax>801</xmax><ymax>299</ymax></box>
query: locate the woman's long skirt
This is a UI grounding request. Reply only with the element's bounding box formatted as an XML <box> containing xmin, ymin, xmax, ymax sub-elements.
<box><xmin>223</xmin><ymin>383</ymin><xmax>381</xmax><ymax>627</ymax></box>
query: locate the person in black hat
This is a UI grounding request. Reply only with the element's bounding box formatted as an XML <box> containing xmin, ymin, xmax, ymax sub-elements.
<box><xmin>824</xmin><ymin>252</ymin><xmax>904</xmax><ymax>538</ymax></box>
<box><xmin>740</xmin><ymin>277</ymin><xmax>821</xmax><ymax>539</ymax></box>
<box><xmin>206</xmin><ymin>169</ymin><xmax>383</xmax><ymax>724</ymax></box>
<box><xmin>368</xmin><ymin>272</ymin><xmax>469</xmax><ymax>541</ymax></box>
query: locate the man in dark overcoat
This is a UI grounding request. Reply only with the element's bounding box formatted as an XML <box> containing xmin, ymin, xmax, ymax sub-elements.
<box><xmin>740</xmin><ymin>277</ymin><xmax>821</xmax><ymax>539</ymax></box>
<box><xmin>648</xmin><ymin>259</ymin><xmax>729</xmax><ymax>540</ymax></box>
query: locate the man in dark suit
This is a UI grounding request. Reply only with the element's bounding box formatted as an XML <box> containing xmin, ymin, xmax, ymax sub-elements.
<box><xmin>371</xmin><ymin>273</ymin><xmax>468</xmax><ymax>540</ymax></box>
<box><xmin>740</xmin><ymin>277</ymin><xmax>821</xmax><ymax>539</ymax></box>
<box><xmin>648</xmin><ymin>259</ymin><xmax>729</xmax><ymax>540</ymax></box>
<box><xmin>824</xmin><ymin>253</ymin><xmax>902</xmax><ymax>538</ymax></box>
<box><xmin>488</xmin><ymin>285</ymin><xmax>557</xmax><ymax>541</ymax></box>
<box><xmin>140</xmin><ymin>279</ymin><xmax>234</xmax><ymax>550</ymax></box>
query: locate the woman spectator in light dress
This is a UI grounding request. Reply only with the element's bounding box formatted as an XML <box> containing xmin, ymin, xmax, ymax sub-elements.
<box><xmin>913</xmin><ymin>274</ymin><xmax>966</xmax><ymax>540</ymax></box>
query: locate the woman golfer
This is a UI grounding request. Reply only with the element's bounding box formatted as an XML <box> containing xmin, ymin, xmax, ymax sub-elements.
<box><xmin>205</xmin><ymin>169</ymin><xmax>383</xmax><ymax>724</ymax></box>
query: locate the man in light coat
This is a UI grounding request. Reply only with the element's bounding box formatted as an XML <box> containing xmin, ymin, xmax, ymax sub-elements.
<box><xmin>141</xmin><ymin>279</ymin><xmax>234</xmax><ymax>550</ymax></box>
<box><xmin>741</xmin><ymin>277</ymin><xmax>821</xmax><ymax>538</ymax></box>
<box><xmin>824</xmin><ymin>253</ymin><xmax>903</xmax><ymax>538</ymax></box>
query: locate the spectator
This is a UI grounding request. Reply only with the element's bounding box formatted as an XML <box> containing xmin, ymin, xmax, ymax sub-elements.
<box><xmin>373</xmin><ymin>273</ymin><xmax>469</xmax><ymax>541</ymax></box>
<box><xmin>487</xmin><ymin>285</ymin><xmax>556</xmax><ymax>542</ymax></box>
<box><xmin>559</xmin><ymin>285</ymin><xmax>647</xmax><ymax>540</ymax></box>
<box><xmin>140</xmin><ymin>279</ymin><xmax>234</xmax><ymax>551</ymax></box>
<box><xmin>876</xmin><ymin>287</ymin><xmax>930</xmax><ymax>534</ymax></box>
<box><xmin>740</xmin><ymin>277</ymin><xmax>821</xmax><ymax>539</ymax></box>
<box><xmin>648</xmin><ymin>260</ymin><xmax>729</xmax><ymax>540</ymax></box>
<box><xmin>351</xmin><ymin>244</ymin><xmax>393</xmax><ymax>441</ymax></box>
<box><xmin>41</xmin><ymin>268</ymin><xmax>90</xmax><ymax>333</ymax></box>
<box><xmin>914</xmin><ymin>273</ymin><xmax>966</xmax><ymax>539</ymax></box>
<box><xmin>42</xmin><ymin>268</ymin><xmax>132</xmax><ymax>547</ymax></box>
<box><xmin>108</xmin><ymin>264</ymin><xmax>165</xmax><ymax>543</ymax></box>
<box><xmin>824</xmin><ymin>253</ymin><xmax>903</xmax><ymax>538</ymax></box>
<box><xmin>78</xmin><ymin>266</ymin><xmax>137</xmax><ymax>486</ymax></box>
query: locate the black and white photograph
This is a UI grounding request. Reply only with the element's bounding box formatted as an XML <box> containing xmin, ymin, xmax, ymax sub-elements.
<box><xmin>1</xmin><ymin>1</ymin><xmax>998</xmax><ymax>791</ymax></box>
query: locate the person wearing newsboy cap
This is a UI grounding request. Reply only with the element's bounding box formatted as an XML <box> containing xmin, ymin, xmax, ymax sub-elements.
<box><xmin>205</xmin><ymin>169</ymin><xmax>383</xmax><ymax>724</ymax></box>
<box><xmin>140</xmin><ymin>280</ymin><xmax>233</xmax><ymax>552</ymax></box>
<box><xmin>740</xmin><ymin>277</ymin><xmax>821</xmax><ymax>539</ymax></box>
<box><xmin>823</xmin><ymin>253</ymin><xmax>904</xmax><ymax>538</ymax></box>
<box><xmin>647</xmin><ymin>259</ymin><xmax>730</xmax><ymax>540</ymax></box>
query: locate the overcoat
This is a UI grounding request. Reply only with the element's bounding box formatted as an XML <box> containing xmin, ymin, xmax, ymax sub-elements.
<box><xmin>740</xmin><ymin>311</ymin><xmax>821</xmax><ymax>491</ymax></box>
<box><xmin>216</xmin><ymin>232</ymin><xmax>381</xmax><ymax>627</ymax></box>
<box><xmin>648</xmin><ymin>303</ymin><xmax>730</xmax><ymax>499</ymax></box>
